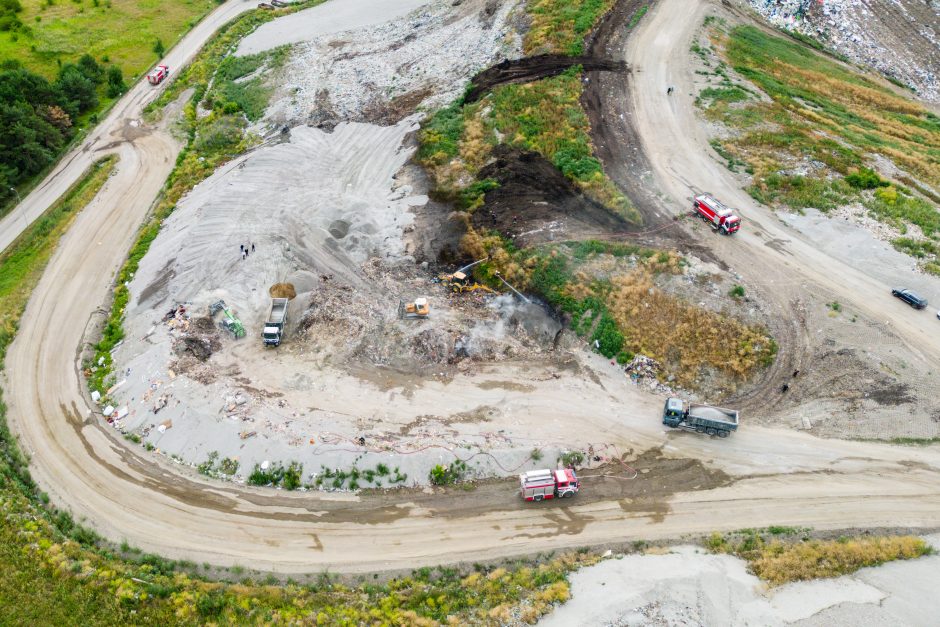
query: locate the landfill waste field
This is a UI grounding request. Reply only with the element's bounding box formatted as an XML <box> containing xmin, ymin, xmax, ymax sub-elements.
<box><xmin>1</xmin><ymin>0</ymin><xmax>940</xmax><ymax>622</ymax></box>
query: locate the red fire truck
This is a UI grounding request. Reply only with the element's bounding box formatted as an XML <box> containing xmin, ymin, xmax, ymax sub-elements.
<box><xmin>520</xmin><ymin>468</ymin><xmax>580</xmax><ymax>501</ymax></box>
<box><xmin>147</xmin><ymin>64</ymin><xmax>170</xmax><ymax>86</ymax></box>
<box><xmin>693</xmin><ymin>194</ymin><xmax>741</xmax><ymax>234</ymax></box>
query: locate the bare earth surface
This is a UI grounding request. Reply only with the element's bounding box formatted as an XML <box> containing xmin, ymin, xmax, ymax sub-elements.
<box><xmin>1</xmin><ymin>0</ymin><xmax>940</xmax><ymax>576</ymax></box>
<box><xmin>540</xmin><ymin>534</ymin><xmax>940</xmax><ymax>626</ymax></box>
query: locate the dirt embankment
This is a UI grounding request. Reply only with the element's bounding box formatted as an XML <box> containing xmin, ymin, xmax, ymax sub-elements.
<box><xmin>470</xmin><ymin>146</ymin><xmax>633</xmax><ymax>245</ymax></box>
<box><xmin>464</xmin><ymin>54</ymin><xmax>627</xmax><ymax>103</ymax></box>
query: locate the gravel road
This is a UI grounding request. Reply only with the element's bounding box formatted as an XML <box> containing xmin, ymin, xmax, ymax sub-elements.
<box><xmin>2</xmin><ymin>0</ymin><xmax>940</xmax><ymax>575</ymax></box>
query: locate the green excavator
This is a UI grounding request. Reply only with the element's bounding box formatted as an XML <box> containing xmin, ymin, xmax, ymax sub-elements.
<box><xmin>209</xmin><ymin>300</ymin><xmax>245</xmax><ymax>338</ymax></box>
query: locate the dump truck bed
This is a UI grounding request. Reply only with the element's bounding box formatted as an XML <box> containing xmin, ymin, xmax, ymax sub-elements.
<box><xmin>687</xmin><ymin>404</ymin><xmax>739</xmax><ymax>427</ymax></box>
<box><xmin>268</xmin><ymin>298</ymin><xmax>288</xmax><ymax>323</ymax></box>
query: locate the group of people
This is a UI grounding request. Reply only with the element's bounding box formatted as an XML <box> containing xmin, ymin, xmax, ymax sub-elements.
<box><xmin>239</xmin><ymin>242</ymin><xmax>256</xmax><ymax>260</ymax></box>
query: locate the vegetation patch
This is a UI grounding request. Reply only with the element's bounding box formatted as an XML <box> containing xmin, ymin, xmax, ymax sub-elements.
<box><xmin>429</xmin><ymin>459</ymin><xmax>469</xmax><ymax>486</ymax></box>
<box><xmin>0</xmin><ymin>0</ymin><xmax>216</xmax><ymax>83</ymax></box>
<box><xmin>706</xmin><ymin>529</ymin><xmax>933</xmax><ymax>586</ymax></box>
<box><xmin>461</xmin><ymin>238</ymin><xmax>775</xmax><ymax>390</ymax></box>
<box><xmin>315</xmin><ymin>463</ymin><xmax>408</xmax><ymax>490</ymax></box>
<box><xmin>419</xmin><ymin>68</ymin><xmax>636</xmax><ymax>221</ymax></box>
<box><xmin>695</xmin><ymin>24</ymin><xmax>940</xmax><ymax>246</ymax></box>
<box><xmin>524</xmin><ymin>0</ymin><xmax>617</xmax><ymax>55</ymax></box>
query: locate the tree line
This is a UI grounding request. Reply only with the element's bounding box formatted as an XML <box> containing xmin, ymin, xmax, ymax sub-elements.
<box><xmin>0</xmin><ymin>55</ymin><xmax>126</xmax><ymax>204</ymax></box>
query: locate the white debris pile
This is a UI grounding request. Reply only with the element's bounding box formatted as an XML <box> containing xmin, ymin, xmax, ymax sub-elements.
<box><xmin>263</xmin><ymin>0</ymin><xmax>523</xmax><ymax>125</ymax></box>
<box><xmin>746</xmin><ymin>0</ymin><xmax>940</xmax><ymax>102</ymax></box>
<box><xmin>623</xmin><ymin>354</ymin><xmax>676</xmax><ymax>395</ymax></box>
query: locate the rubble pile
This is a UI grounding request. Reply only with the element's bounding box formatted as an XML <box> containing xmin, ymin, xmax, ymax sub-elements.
<box><xmin>623</xmin><ymin>354</ymin><xmax>676</xmax><ymax>395</ymax></box>
<box><xmin>263</xmin><ymin>0</ymin><xmax>523</xmax><ymax>126</ymax></box>
<box><xmin>747</xmin><ymin>0</ymin><xmax>940</xmax><ymax>102</ymax></box>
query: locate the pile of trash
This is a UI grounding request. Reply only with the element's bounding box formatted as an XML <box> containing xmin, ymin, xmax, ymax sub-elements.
<box><xmin>746</xmin><ymin>0</ymin><xmax>940</xmax><ymax>102</ymax></box>
<box><xmin>622</xmin><ymin>354</ymin><xmax>676</xmax><ymax>395</ymax></box>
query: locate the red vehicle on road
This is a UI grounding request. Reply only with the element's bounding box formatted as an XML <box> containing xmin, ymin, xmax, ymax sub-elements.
<box><xmin>693</xmin><ymin>194</ymin><xmax>741</xmax><ymax>234</ymax></box>
<box><xmin>520</xmin><ymin>468</ymin><xmax>580</xmax><ymax>501</ymax></box>
<box><xmin>147</xmin><ymin>64</ymin><xmax>170</xmax><ymax>85</ymax></box>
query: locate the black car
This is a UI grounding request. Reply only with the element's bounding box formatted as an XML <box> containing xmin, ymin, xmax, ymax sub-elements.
<box><xmin>891</xmin><ymin>288</ymin><xmax>928</xmax><ymax>309</ymax></box>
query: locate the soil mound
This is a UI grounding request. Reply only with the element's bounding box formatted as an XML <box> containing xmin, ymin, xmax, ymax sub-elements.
<box><xmin>470</xmin><ymin>146</ymin><xmax>631</xmax><ymax>244</ymax></box>
<box><xmin>270</xmin><ymin>283</ymin><xmax>297</xmax><ymax>299</ymax></box>
<box><xmin>465</xmin><ymin>54</ymin><xmax>627</xmax><ymax>103</ymax></box>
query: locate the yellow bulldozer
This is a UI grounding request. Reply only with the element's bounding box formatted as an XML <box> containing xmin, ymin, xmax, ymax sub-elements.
<box><xmin>398</xmin><ymin>297</ymin><xmax>430</xmax><ymax>319</ymax></box>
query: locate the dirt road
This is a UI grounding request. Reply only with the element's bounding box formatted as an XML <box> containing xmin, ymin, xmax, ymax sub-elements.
<box><xmin>0</xmin><ymin>0</ymin><xmax>255</xmax><ymax>255</ymax></box>
<box><xmin>2</xmin><ymin>0</ymin><xmax>940</xmax><ymax>574</ymax></box>
<box><xmin>626</xmin><ymin>0</ymin><xmax>940</xmax><ymax>374</ymax></box>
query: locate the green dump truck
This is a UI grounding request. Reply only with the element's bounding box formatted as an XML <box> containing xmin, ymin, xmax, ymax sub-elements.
<box><xmin>662</xmin><ymin>397</ymin><xmax>738</xmax><ymax>438</ymax></box>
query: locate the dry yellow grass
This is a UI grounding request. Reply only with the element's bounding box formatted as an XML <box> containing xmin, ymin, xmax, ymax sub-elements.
<box><xmin>751</xmin><ymin>536</ymin><xmax>931</xmax><ymax>586</ymax></box>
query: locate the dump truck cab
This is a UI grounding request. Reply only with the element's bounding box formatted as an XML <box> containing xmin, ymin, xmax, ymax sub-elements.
<box><xmin>662</xmin><ymin>397</ymin><xmax>686</xmax><ymax>427</ymax></box>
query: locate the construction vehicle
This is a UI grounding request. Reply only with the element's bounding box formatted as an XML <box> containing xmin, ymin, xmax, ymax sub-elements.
<box><xmin>263</xmin><ymin>298</ymin><xmax>289</xmax><ymax>346</ymax></box>
<box><xmin>693</xmin><ymin>194</ymin><xmax>741</xmax><ymax>234</ymax></box>
<box><xmin>438</xmin><ymin>259</ymin><xmax>494</xmax><ymax>294</ymax></box>
<box><xmin>147</xmin><ymin>64</ymin><xmax>170</xmax><ymax>85</ymax></box>
<box><xmin>208</xmin><ymin>300</ymin><xmax>245</xmax><ymax>338</ymax></box>
<box><xmin>662</xmin><ymin>397</ymin><xmax>738</xmax><ymax>438</ymax></box>
<box><xmin>398</xmin><ymin>297</ymin><xmax>430</xmax><ymax>319</ymax></box>
<box><xmin>520</xmin><ymin>468</ymin><xmax>580</xmax><ymax>501</ymax></box>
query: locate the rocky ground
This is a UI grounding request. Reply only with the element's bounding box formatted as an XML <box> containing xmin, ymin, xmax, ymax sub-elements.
<box><xmin>742</xmin><ymin>0</ymin><xmax>940</xmax><ymax>103</ymax></box>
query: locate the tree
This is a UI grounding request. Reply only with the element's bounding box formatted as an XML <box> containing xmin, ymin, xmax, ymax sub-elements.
<box><xmin>106</xmin><ymin>65</ymin><xmax>125</xmax><ymax>98</ymax></box>
<box><xmin>77</xmin><ymin>53</ymin><xmax>104</xmax><ymax>84</ymax></box>
<box><xmin>153</xmin><ymin>39</ymin><xmax>165</xmax><ymax>57</ymax></box>
<box><xmin>55</xmin><ymin>64</ymin><xmax>98</xmax><ymax>115</ymax></box>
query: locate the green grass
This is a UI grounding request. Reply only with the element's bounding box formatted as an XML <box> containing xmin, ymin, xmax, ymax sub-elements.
<box><xmin>465</xmin><ymin>238</ymin><xmax>775</xmax><ymax>389</ymax></box>
<box><xmin>419</xmin><ymin>68</ymin><xmax>639</xmax><ymax>222</ymax></box>
<box><xmin>0</xmin><ymin>0</ymin><xmax>217</xmax><ymax>83</ymax></box>
<box><xmin>524</xmin><ymin>0</ymin><xmax>616</xmax><ymax>55</ymax></box>
<box><xmin>626</xmin><ymin>5</ymin><xmax>648</xmax><ymax>30</ymax></box>
<box><xmin>698</xmin><ymin>24</ymin><xmax>940</xmax><ymax>232</ymax></box>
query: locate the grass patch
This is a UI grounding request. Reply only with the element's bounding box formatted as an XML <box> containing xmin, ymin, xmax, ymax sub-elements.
<box><xmin>0</xmin><ymin>0</ymin><xmax>217</xmax><ymax>82</ymax></box>
<box><xmin>626</xmin><ymin>5</ymin><xmax>648</xmax><ymax>30</ymax></box>
<box><xmin>419</xmin><ymin>68</ymin><xmax>638</xmax><ymax>222</ymax></box>
<box><xmin>706</xmin><ymin>530</ymin><xmax>932</xmax><ymax>586</ymax></box>
<box><xmin>524</xmin><ymin>0</ymin><xmax>617</xmax><ymax>55</ymax></box>
<box><xmin>697</xmin><ymin>24</ymin><xmax>940</xmax><ymax>232</ymax></box>
<box><xmin>462</xmin><ymin>237</ymin><xmax>775</xmax><ymax>390</ymax></box>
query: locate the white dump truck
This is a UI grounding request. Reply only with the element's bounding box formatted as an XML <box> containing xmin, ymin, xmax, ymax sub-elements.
<box><xmin>262</xmin><ymin>298</ymin><xmax>289</xmax><ymax>346</ymax></box>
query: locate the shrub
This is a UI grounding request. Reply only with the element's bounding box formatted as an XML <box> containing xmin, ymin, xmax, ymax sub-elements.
<box><xmin>845</xmin><ymin>167</ymin><xmax>888</xmax><ymax>189</ymax></box>
<box><xmin>729</xmin><ymin>284</ymin><xmax>745</xmax><ymax>298</ymax></box>
<box><xmin>559</xmin><ymin>450</ymin><xmax>584</xmax><ymax>467</ymax></box>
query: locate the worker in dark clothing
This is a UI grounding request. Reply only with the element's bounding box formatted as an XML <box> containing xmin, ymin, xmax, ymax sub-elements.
<box><xmin>667</xmin><ymin>86</ymin><xmax>674</xmax><ymax>95</ymax></box>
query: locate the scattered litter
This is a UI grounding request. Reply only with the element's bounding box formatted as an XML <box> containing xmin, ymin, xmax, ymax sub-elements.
<box><xmin>153</xmin><ymin>395</ymin><xmax>169</xmax><ymax>414</ymax></box>
<box><xmin>240</xmin><ymin>431</ymin><xmax>258</xmax><ymax>439</ymax></box>
<box><xmin>260</xmin><ymin>460</ymin><xmax>270</xmax><ymax>470</ymax></box>
<box><xmin>91</xmin><ymin>390</ymin><xmax>101</xmax><ymax>403</ymax></box>
<box><xmin>157</xmin><ymin>419</ymin><xmax>172</xmax><ymax>433</ymax></box>
<box><xmin>117</xmin><ymin>406</ymin><xmax>129</xmax><ymax>420</ymax></box>
<box><xmin>103</xmin><ymin>405</ymin><xmax>114</xmax><ymax>417</ymax></box>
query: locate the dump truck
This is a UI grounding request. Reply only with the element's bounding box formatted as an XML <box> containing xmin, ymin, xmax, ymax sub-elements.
<box><xmin>520</xmin><ymin>468</ymin><xmax>580</xmax><ymax>501</ymax></box>
<box><xmin>662</xmin><ymin>397</ymin><xmax>738</xmax><ymax>437</ymax></box>
<box><xmin>147</xmin><ymin>64</ymin><xmax>170</xmax><ymax>85</ymax></box>
<box><xmin>262</xmin><ymin>298</ymin><xmax>289</xmax><ymax>346</ymax></box>
<box><xmin>693</xmin><ymin>194</ymin><xmax>741</xmax><ymax>234</ymax></box>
